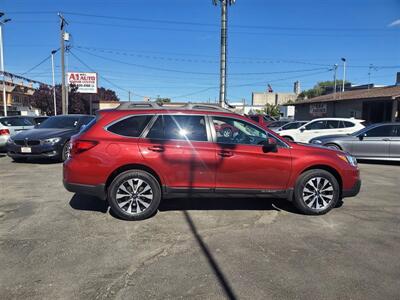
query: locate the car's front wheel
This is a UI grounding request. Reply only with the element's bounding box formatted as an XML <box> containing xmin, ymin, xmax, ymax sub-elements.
<box><xmin>293</xmin><ymin>169</ymin><xmax>340</xmax><ymax>215</ymax></box>
<box><xmin>107</xmin><ymin>170</ymin><xmax>161</xmax><ymax>221</ymax></box>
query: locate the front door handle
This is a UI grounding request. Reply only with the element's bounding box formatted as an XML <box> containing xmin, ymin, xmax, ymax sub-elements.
<box><xmin>218</xmin><ymin>150</ymin><xmax>233</xmax><ymax>157</ymax></box>
<box><xmin>148</xmin><ymin>146</ymin><xmax>165</xmax><ymax>152</ymax></box>
<box><xmin>382</xmin><ymin>138</ymin><xmax>390</xmax><ymax>141</ymax></box>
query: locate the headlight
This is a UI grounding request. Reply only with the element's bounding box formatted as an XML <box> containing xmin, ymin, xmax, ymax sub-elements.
<box><xmin>337</xmin><ymin>154</ymin><xmax>357</xmax><ymax>167</ymax></box>
<box><xmin>42</xmin><ymin>137</ymin><xmax>62</xmax><ymax>145</ymax></box>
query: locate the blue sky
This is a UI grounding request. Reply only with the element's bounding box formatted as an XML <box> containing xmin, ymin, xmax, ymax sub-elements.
<box><xmin>2</xmin><ymin>0</ymin><xmax>400</xmax><ymax>103</ymax></box>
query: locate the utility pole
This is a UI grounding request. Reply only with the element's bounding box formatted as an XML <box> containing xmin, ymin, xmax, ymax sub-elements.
<box><xmin>51</xmin><ymin>50</ymin><xmax>57</xmax><ymax>115</ymax></box>
<box><xmin>0</xmin><ymin>13</ymin><xmax>11</xmax><ymax>117</ymax></box>
<box><xmin>333</xmin><ymin>64</ymin><xmax>338</xmax><ymax>97</ymax></box>
<box><xmin>58</xmin><ymin>13</ymin><xmax>68</xmax><ymax>115</ymax></box>
<box><xmin>213</xmin><ymin>0</ymin><xmax>235</xmax><ymax>108</ymax></box>
<box><xmin>128</xmin><ymin>90</ymin><xmax>131</xmax><ymax>102</ymax></box>
<box><xmin>341</xmin><ymin>58</ymin><xmax>346</xmax><ymax>92</ymax></box>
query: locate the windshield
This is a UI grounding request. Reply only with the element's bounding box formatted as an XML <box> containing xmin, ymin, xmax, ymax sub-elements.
<box><xmin>38</xmin><ymin>116</ymin><xmax>81</xmax><ymax>129</ymax></box>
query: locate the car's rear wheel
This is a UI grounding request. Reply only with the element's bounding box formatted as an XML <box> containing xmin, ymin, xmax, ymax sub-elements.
<box><xmin>325</xmin><ymin>143</ymin><xmax>342</xmax><ymax>150</ymax></box>
<box><xmin>108</xmin><ymin>170</ymin><xmax>161</xmax><ymax>221</ymax></box>
<box><xmin>283</xmin><ymin>136</ymin><xmax>294</xmax><ymax>142</ymax></box>
<box><xmin>293</xmin><ymin>169</ymin><xmax>340</xmax><ymax>215</ymax></box>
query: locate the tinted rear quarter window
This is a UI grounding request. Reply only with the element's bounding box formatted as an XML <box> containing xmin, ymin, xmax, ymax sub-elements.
<box><xmin>108</xmin><ymin>115</ymin><xmax>153</xmax><ymax>137</ymax></box>
<box><xmin>365</xmin><ymin>125</ymin><xmax>394</xmax><ymax>137</ymax></box>
<box><xmin>146</xmin><ymin>115</ymin><xmax>208</xmax><ymax>142</ymax></box>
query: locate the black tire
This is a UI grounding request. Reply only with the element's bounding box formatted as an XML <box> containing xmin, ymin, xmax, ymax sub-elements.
<box><xmin>325</xmin><ymin>143</ymin><xmax>342</xmax><ymax>150</ymax></box>
<box><xmin>107</xmin><ymin>170</ymin><xmax>161</xmax><ymax>221</ymax></box>
<box><xmin>60</xmin><ymin>141</ymin><xmax>70</xmax><ymax>162</ymax></box>
<box><xmin>293</xmin><ymin>169</ymin><xmax>340</xmax><ymax>215</ymax></box>
<box><xmin>283</xmin><ymin>136</ymin><xmax>294</xmax><ymax>142</ymax></box>
<box><xmin>12</xmin><ymin>157</ymin><xmax>28</xmax><ymax>163</ymax></box>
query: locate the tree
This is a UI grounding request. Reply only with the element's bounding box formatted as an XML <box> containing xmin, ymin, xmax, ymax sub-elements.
<box><xmin>31</xmin><ymin>85</ymin><xmax>119</xmax><ymax>115</ymax></box>
<box><xmin>255</xmin><ymin>103</ymin><xmax>281</xmax><ymax>118</ymax></box>
<box><xmin>297</xmin><ymin>80</ymin><xmax>350</xmax><ymax>100</ymax></box>
<box><xmin>155</xmin><ymin>97</ymin><xmax>171</xmax><ymax>105</ymax></box>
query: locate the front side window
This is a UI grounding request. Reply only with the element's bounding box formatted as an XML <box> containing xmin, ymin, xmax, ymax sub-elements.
<box><xmin>107</xmin><ymin>115</ymin><xmax>153</xmax><ymax>137</ymax></box>
<box><xmin>212</xmin><ymin>116</ymin><xmax>267</xmax><ymax>145</ymax></box>
<box><xmin>364</xmin><ymin>125</ymin><xmax>394</xmax><ymax>137</ymax></box>
<box><xmin>146</xmin><ymin>115</ymin><xmax>208</xmax><ymax>142</ymax></box>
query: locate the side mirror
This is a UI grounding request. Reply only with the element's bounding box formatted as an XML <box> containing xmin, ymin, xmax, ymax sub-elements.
<box><xmin>262</xmin><ymin>138</ymin><xmax>278</xmax><ymax>153</ymax></box>
<box><xmin>300</xmin><ymin>127</ymin><xmax>305</xmax><ymax>132</ymax></box>
<box><xmin>358</xmin><ymin>133</ymin><xmax>366</xmax><ymax>141</ymax></box>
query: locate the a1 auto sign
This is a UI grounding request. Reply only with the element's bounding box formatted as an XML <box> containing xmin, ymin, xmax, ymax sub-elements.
<box><xmin>310</xmin><ymin>103</ymin><xmax>327</xmax><ymax>117</ymax></box>
<box><xmin>67</xmin><ymin>72</ymin><xmax>98</xmax><ymax>93</ymax></box>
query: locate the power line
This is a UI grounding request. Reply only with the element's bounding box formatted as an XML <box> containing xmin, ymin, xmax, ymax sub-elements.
<box><xmin>61</xmin><ymin>12</ymin><xmax>393</xmax><ymax>32</ymax></box>
<box><xmin>69</xmin><ymin>50</ymin><xmax>151</xmax><ymax>99</ymax></box>
<box><xmin>20</xmin><ymin>54</ymin><xmax>51</xmax><ymax>75</ymax></box>
<box><xmin>75</xmin><ymin>47</ymin><xmax>329</xmax><ymax>76</ymax></box>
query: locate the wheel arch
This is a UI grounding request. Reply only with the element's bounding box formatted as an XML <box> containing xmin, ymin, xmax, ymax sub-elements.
<box><xmin>105</xmin><ymin>164</ymin><xmax>164</xmax><ymax>191</ymax></box>
<box><xmin>324</xmin><ymin>142</ymin><xmax>343</xmax><ymax>150</ymax></box>
<box><xmin>300</xmin><ymin>164</ymin><xmax>343</xmax><ymax>191</ymax></box>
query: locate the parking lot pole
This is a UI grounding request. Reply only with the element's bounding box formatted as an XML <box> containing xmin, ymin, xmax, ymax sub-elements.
<box><xmin>0</xmin><ymin>22</ymin><xmax>8</xmax><ymax>116</ymax></box>
<box><xmin>51</xmin><ymin>50</ymin><xmax>57</xmax><ymax>115</ymax></box>
<box><xmin>58</xmin><ymin>13</ymin><xmax>68</xmax><ymax>115</ymax></box>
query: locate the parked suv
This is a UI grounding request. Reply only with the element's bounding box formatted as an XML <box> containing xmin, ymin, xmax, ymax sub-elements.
<box><xmin>63</xmin><ymin>102</ymin><xmax>361</xmax><ymax>221</ymax></box>
<box><xmin>278</xmin><ymin>118</ymin><xmax>365</xmax><ymax>143</ymax></box>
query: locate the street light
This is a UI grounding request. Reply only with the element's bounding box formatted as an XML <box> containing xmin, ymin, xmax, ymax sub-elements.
<box><xmin>341</xmin><ymin>58</ymin><xmax>346</xmax><ymax>92</ymax></box>
<box><xmin>0</xmin><ymin>13</ymin><xmax>11</xmax><ymax>116</ymax></box>
<box><xmin>333</xmin><ymin>64</ymin><xmax>338</xmax><ymax>96</ymax></box>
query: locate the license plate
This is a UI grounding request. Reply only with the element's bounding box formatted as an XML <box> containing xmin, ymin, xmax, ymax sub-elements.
<box><xmin>21</xmin><ymin>147</ymin><xmax>32</xmax><ymax>153</ymax></box>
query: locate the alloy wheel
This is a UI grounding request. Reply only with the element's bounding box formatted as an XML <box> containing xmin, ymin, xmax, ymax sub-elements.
<box><xmin>302</xmin><ymin>177</ymin><xmax>334</xmax><ymax>210</ymax></box>
<box><xmin>116</xmin><ymin>178</ymin><xmax>153</xmax><ymax>215</ymax></box>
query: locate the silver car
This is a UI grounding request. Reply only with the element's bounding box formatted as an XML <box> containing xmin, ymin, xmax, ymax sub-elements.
<box><xmin>0</xmin><ymin>117</ymin><xmax>35</xmax><ymax>149</ymax></box>
<box><xmin>310</xmin><ymin>123</ymin><xmax>400</xmax><ymax>161</ymax></box>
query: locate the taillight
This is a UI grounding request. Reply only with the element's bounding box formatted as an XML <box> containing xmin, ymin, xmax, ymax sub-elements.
<box><xmin>0</xmin><ymin>129</ymin><xmax>10</xmax><ymax>135</ymax></box>
<box><xmin>70</xmin><ymin>140</ymin><xmax>98</xmax><ymax>156</ymax></box>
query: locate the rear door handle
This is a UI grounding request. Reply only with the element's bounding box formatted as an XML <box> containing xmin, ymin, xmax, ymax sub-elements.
<box><xmin>218</xmin><ymin>150</ymin><xmax>233</xmax><ymax>157</ymax></box>
<box><xmin>382</xmin><ymin>138</ymin><xmax>390</xmax><ymax>141</ymax></box>
<box><xmin>148</xmin><ymin>146</ymin><xmax>165</xmax><ymax>152</ymax></box>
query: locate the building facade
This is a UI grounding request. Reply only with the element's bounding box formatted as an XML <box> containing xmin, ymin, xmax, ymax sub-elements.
<box><xmin>252</xmin><ymin>92</ymin><xmax>297</xmax><ymax>106</ymax></box>
<box><xmin>291</xmin><ymin>85</ymin><xmax>400</xmax><ymax>123</ymax></box>
<box><xmin>0</xmin><ymin>80</ymin><xmax>36</xmax><ymax>116</ymax></box>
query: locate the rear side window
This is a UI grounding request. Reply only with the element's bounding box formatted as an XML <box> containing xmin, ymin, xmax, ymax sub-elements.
<box><xmin>0</xmin><ymin>117</ymin><xmax>33</xmax><ymax>126</ymax></box>
<box><xmin>340</xmin><ymin>121</ymin><xmax>355</xmax><ymax>128</ymax></box>
<box><xmin>305</xmin><ymin>120</ymin><xmax>326</xmax><ymax>130</ymax></box>
<box><xmin>365</xmin><ymin>125</ymin><xmax>394</xmax><ymax>137</ymax></box>
<box><xmin>107</xmin><ymin>115</ymin><xmax>153</xmax><ymax>137</ymax></box>
<box><xmin>146</xmin><ymin>115</ymin><xmax>208</xmax><ymax>142</ymax></box>
<box><xmin>325</xmin><ymin>120</ymin><xmax>340</xmax><ymax>129</ymax></box>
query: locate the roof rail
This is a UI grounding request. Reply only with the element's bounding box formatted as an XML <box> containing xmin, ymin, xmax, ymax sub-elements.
<box><xmin>115</xmin><ymin>101</ymin><xmax>232</xmax><ymax>112</ymax></box>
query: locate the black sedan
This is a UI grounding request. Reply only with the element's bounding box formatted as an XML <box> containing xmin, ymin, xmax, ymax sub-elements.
<box><xmin>310</xmin><ymin>123</ymin><xmax>400</xmax><ymax>161</ymax></box>
<box><xmin>6</xmin><ymin>115</ymin><xmax>94</xmax><ymax>162</ymax></box>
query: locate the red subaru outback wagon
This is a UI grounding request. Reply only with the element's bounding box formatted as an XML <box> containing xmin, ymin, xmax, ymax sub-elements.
<box><xmin>63</xmin><ymin>102</ymin><xmax>361</xmax><ymax>220</ymax></box>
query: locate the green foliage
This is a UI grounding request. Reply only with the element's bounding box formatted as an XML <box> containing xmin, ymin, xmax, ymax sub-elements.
<box><xmin>297</xmin><ymin>80</ymin><xmax>350</xmax><ymax>100</ymax></box>
<box><xmin>155</xmin><ymin>97</ymin><xmax>171</xmax><ymax>105</ymax></box>
<box><xmin>256</xmin><ymin>103</ymin><xmax>281</xmax><ymax>118</ymax></box>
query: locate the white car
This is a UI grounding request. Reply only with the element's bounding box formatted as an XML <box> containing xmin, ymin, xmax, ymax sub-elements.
<box><xmin>277</xmin><ymin>118</ymin><xmax>365</xmax><ymax>143</ymax></box>
<box><xmin>0</xmin><ymin>116</ymin><xmax>35</xmax><ymax>150</ymax></box>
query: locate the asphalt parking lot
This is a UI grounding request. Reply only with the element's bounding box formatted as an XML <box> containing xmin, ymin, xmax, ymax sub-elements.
<box><xmin>0</xmin><ymin>154</ymin><xmax>399</xmax><ymax>300</ymax></box>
